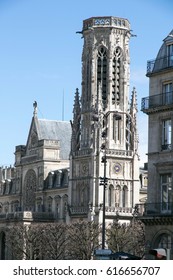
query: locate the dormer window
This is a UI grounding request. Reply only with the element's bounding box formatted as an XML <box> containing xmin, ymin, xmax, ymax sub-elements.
<box><xmin>167</xmin><ymin>44</ymin><xmax>173</xmax><ymax>67</ymax></box>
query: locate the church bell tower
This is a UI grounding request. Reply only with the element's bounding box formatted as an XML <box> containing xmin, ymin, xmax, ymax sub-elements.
<box><xmin>68</xmin><ymin>17</ymin><xmax>139</xmax><ymax>223</ymax></box>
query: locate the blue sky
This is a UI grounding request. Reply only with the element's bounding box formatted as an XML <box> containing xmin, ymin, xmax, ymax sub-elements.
<box><xmin>0</xmin><ymin>0</ymin><xmax>172</xmax><ymax>166</ymax></box>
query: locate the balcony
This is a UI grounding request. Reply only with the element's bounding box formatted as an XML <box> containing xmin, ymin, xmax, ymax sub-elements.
<box><xmin>147</xmin><ymin>54</ymin><xmax>173</xmax><ymax>75</ymax></box>
<box><xmin>135</xmin><ymin>202</ymin><xmax>173</xmax><ymax>217</ymax></box>
<box><xmin>68</xmin><ymin>206</ymin><xmax>89</xmax><ymax>216</ymax></box>
<box><xmin>0</xmin><ymin>211</ymin><xmax>55</xmax><ymax>222</ymax></box>
<box><xmin>141</xmin><ymin>91</ymin><xmax>173</xmax><ymax>113</ymax></box>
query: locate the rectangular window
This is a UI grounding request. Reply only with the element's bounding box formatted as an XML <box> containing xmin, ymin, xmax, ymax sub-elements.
<box><xmin>160</xmin><ymin>174</ymin><xmax>172</xmax><ymax>212</ymax></box>
<box><xmin>162</xmin><ymin>119</ymin><xmax>172</xmax><ymax>150</ymax></box>
<box><xmin>113</xmin><ymin>118</ymin><xmax>121</xmax><ymax>143</ymax></box>
<box><xmin>163</xmin><ymin>82</ymin><xmax>173</xmax><ymax>104</ymax></box>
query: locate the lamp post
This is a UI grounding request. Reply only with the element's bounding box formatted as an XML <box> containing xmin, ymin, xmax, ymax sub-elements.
<box><xmin>101</xmin><ymin>153</ymin><xmax>107</xmax><ymax>250</ymax></box>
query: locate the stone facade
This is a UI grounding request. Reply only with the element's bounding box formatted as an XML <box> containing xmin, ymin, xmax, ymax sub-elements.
<box><xmin>140</xmin><ymin>30</ymin><xmax>173</xmax><ymax>259</ymax></box>
<box><xmin>68</xmin><ymin>16</ymin><xmax>140</xmax><ymax>224</ymax></box>
<box><xmin>0</xmin><ymin>105</ymin><xmax>71</xmax><ymax>259</ymax></box>
<box><xmin>0</xmin><ymin>16</ymin><xmax>144</xmax><ymax>259</ymax></box>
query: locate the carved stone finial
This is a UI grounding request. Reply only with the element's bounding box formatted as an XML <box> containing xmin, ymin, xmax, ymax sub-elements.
<box><xmin>33</xmin><ymin>101</ymin><xmax>37</xmax><ymax>117</ymax></box>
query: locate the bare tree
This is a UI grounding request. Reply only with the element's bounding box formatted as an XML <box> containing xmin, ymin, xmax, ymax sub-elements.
<box><xmin>6</xmin><ymin>223</ymin><xmax>41</xmax><ymax>260</ymax></box>
<box><xmin>66</xmin><ymin>221</ymin><xmax>101</xmax><ymax>259</ymax></box>
<box><xmin>106</xmin><ymin>219</ymin><xmax>145</xmax><ymax>257</ymax></box>
<box><xmin>6</xmin><ymin>222</ymin><xmax>68</xmax><ymax>260</ymax></box>
<box><xmin>38</xmin><ymin>223</ymin><xmax>68</xmax><ymax>260</ymax></box>
<box><xmin>6</xmin><ymin>220</ymin><xmax>144</xmax><ymax>260</ymax></box>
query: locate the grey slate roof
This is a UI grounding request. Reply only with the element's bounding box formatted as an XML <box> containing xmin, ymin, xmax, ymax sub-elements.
<box><xmin>37</xmin><ymin>119</ymin><xmax>71</xmax><ymax>160</ymax></box>
<box><xmin>153</xmin><ymin>30</ymin><xmax>173</xmax><ymax>72</ymax></box>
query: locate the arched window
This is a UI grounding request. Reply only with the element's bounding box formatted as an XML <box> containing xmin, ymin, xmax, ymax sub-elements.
<box><xmin>62</xmin><ymin>195</ymin><xmax>68</xmax><ymax>220</ymax></box>
<box><xmin>112</xmin><ymin>47</ymin><xmax>122</xmax><ymax>104</ymax></box>
<box><xmin>55</xmin><ymin>195</ymin><xmax>61</xmax><ymax>219</ymax></box>
<box><xmin>108</xmin><ymin>185</ymin><xmax>114</xmax><ymax>207</ymax></box>
<box><xmin>115</xmin><ymin>185</ymin><xmax>120</xmax><ymax>207</ymax></box>
<box><xmin>122</xmin><ymin>185</ymin><xmax>128</xmax><ymax>207</ymax></box>
<box><xmin>97</xmin><ymin>46</ymin><xmax>108</xmax><ymax>109</ymax></box>
<box><xmin>157</xmin><ymin>233</ymin><xmax>172</xmax><ymax>250</ymax></box>
<box><xmin>47</xmin><ymin>196</ymin><xmax>53</xmax><ymax>213</ymax></box>
<box><xmin>23</xmin><ymin>169</ymin><xmax>37</xmax><ymax>211</ymax></box>
<box><xmin>36</xmin><ymin>197</ymin><xmax>42</xmax><ymax>212</ymax></box>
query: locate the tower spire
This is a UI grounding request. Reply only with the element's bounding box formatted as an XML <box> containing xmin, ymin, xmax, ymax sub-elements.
<box><xmin>130</xmin><ymin>87</ymin><xmax>139</xmax><ymax>155</ymax></box>
<box><xmin>71</xmin><ymin>88</ymin><xmax>81</xmax><ymax>152</ymax></box>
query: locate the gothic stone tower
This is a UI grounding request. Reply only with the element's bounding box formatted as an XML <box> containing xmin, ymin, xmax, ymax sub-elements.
<box><xmin>68</xmin><ymin>17</ymin><xmax>139</xmax><ymax>224</ymax></box>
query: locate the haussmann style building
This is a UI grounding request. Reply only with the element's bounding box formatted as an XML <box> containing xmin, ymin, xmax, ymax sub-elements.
<box><xmin>138</xmin><ymin>29</ymin><xmax>173</xmax><ymax>259</ymax></box>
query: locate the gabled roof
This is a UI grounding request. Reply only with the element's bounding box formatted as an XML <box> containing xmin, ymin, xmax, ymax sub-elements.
<box><xmin>37</xmin><ymin>119</ymin><xmax>71</xmax><ymax>160</ymax></box>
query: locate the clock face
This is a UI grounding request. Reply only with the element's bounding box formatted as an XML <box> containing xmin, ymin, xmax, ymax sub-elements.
<box><xmin>114</xmin><ymin>163</ymin><xmax>121</xmax><ymax>174</ymax></box>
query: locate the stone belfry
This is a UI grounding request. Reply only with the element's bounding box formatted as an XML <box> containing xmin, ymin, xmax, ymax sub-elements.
<box><xmin>68</xmin><ymin>17</ymin><xmax>139</xmax><ymax>223</ymax></box>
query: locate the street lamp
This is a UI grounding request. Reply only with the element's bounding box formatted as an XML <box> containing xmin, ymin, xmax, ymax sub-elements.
<box><xmin>100</xmin><ymin>154</ymin><xmax>107</xmax><ymax>249</ymax></box>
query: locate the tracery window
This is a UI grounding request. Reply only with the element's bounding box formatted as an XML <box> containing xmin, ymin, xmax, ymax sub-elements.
<box><xmin>97</xmin><ymin>46</ymin><xmax>107</xmax><ymax>109</ymax></box>
<box><xmin>112</xmin><ymin>47</ymin><xmax>122</xmax><ymax>104</ymax></box>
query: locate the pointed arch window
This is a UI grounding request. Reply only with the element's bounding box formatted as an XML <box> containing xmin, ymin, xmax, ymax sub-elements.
<box><xmin>112</xmin><ymin>47</ymin><xmax>122</xmax><ymax>104</ymax></box>
<box><xmin>97</xmin><ymin>47</ymin><xmax>108</xmax><ymax>109</ymax></box>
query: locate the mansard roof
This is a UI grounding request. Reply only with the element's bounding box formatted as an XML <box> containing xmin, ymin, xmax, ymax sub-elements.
<box><xmin>153</xmin><ymin>30</ymin><xmax>173</xmax><ymax>71</ymax></box>
<box><xmin>37</xmin><ymin>119</ymin><xmax>71</xmax><ymax>160</ymax></box>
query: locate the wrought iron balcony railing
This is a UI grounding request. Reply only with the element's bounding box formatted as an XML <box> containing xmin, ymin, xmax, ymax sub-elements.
<box><xmin>141</xmin><ymin>91</ymin><xmax>173</xmax><ymax>111</ymax></box>
<box><xmin>147</xmin><ymin>54</ymin><xmax>173</xmax><ymax>75</ymax></box>
<box><xmin>135</xmin><ymin>202</ymin><xmax>173</xmax><ymax>216</ymax></box>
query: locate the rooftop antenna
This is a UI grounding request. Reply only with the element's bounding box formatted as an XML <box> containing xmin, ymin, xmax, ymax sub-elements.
<box><xmin>62</xmin><ymin>90</ymin><xmax>64</xmax><ymax>121</ymax></box>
